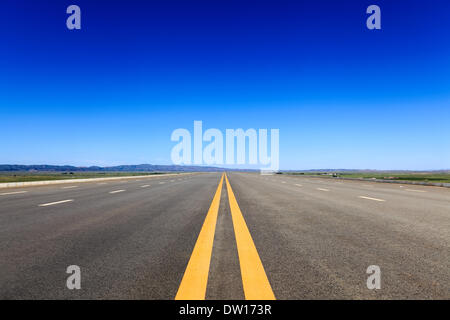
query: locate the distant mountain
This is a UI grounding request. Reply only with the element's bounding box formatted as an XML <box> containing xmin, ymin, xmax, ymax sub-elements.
<box><xmin>1</xmin><ymin>165</ymin><xmax>446</xmax><ymax>173</ymax></box>
<box><xmin>0</xmin><ymin>164</ymin><xmax>228</xmax><ymax>172</ymax></box>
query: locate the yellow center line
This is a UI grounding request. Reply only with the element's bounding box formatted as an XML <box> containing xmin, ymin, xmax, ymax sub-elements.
<box><xmin>175</xmin><ymin>173</ymin><xmax>224</xmax><ymax>300</ymax></box>
<box><xmin>224</xmin><ymin>174</ymin><xmax>276</xmax><ymax>300</ymax></box>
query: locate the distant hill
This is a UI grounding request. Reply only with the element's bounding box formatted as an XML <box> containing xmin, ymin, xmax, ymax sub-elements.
<box><xmin>0</xmin><ymin>164</ymin><xmax>228</xmax><ymax>172</ymax></box>
<box><xmin>282</xmin><ymin>169</ymin><xmax>450</xmax><ymax>173</ymax></box>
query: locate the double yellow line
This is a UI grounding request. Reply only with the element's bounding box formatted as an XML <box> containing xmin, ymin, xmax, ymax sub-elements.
<box><xmin>175</xmin><ymin>173</ymin><xmax>275</xmax><ymax>300</ymax></box>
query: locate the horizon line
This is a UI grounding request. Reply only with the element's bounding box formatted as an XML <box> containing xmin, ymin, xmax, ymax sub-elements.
<box><xmin>0</xmin><ymin>164</ymin><xmax>448</xmax><ymax>172</ymax></box>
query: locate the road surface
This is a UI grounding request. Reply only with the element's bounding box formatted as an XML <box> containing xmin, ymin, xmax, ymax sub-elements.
<box><xmin>0</xmin><ymin>172</ymin><xmax>448</xmax><ymax>299</ymax></box>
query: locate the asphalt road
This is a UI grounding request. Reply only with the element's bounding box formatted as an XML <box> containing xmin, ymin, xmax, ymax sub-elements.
<box><xmin>0</xmin><ymin>172</ymin><xmax>449</xmax><ymax>299</ymax></box>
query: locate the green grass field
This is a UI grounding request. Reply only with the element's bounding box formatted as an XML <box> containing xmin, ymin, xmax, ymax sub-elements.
<box><xmin>0</xmin><ymin>171</ymin><xmax>168</xmax><ymax>183</ymax></box>
<box><xmin>284</xmin><ymin>172</ymin><xmax>450</xmax><ymax>183</ymax></box>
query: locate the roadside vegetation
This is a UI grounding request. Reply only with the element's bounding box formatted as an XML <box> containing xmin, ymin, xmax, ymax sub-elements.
<box><xmin>283</xmin><ymin>172</ymin><xmax>450</xmax><ymax>183</ymax></box>
<box><xmin>0</xmin><ymin>171</ymin><xmax>168</xmax><ymax>183</ymax></box>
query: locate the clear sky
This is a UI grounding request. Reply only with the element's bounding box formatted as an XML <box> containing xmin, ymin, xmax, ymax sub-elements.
<box><xmin>1</xmin><ymin>0</ymin><xmax>449</xmax><ymax>170</ymax></box>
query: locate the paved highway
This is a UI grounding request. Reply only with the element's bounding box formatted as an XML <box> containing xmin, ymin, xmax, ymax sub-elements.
<box><xmin>0</xmin><ymin>172</ymin><xmax>449</xmax><ymax>299</ymax></box>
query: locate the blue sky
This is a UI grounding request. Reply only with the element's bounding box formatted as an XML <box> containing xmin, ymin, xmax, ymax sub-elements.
<box><xmin>1</xmin><ymin>0</ymin><xmax>449</xmax><ymax>170</ymax></box>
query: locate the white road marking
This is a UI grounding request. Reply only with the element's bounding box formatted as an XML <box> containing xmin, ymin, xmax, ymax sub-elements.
<box><xmin>159</xmin><ymin>182</ymin><xmax>165</xmax><ymax>184</ymax></box>
<box><xmin>170</xmin><ymin>180</ymin><xmax>175</xmax><ymax>182</ymax></box>
<box><xmin>62</xmin><ymin>186</ymin><xmax>78</xmax><ymax>189</ymax></box>
<box><xmin>317</xmin><ymin>188</ymin><xmax>329</xmax><ymax>192</ymax></box>
<box><xmin>405</xmin><ymin>189</ymin><xmax>427</xmax><ymax>193</ymax></box>
<box><xmin>0</xmin><ymin>191</ymin><xmax>28</xmax><ymax>196</ymax></box>
<box><xmin>141</xmin><ymin>185</ymin><xmax>150</xmax><ymax>188</ymax></box>
<box><xmin>358</xmin><ymin>196</ymin><xmax>385</xmax><ymax>202</ymax></box>
<box><xmin>38</xmin><ymin>199</ymin><xmax>74</xmax><ymax>207</ymax></box>
<box><xmin>109</xmin><ymin>189</ymin><xmax>125</xmax><ymax>194</ymax></box>
<box><xmin>295</xmin><ymin>184</ymin><xmax>303</xmax><ymax>187</ymax></box>
<box><xmin>97</xmin><ymin>182</ymin><xmax>108</xmax><ymax>185</ymax></box>
<box><xmin>281</xmin><ymin>181</ymin><xmax>286</xmax><ymax>184</ymax></box>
